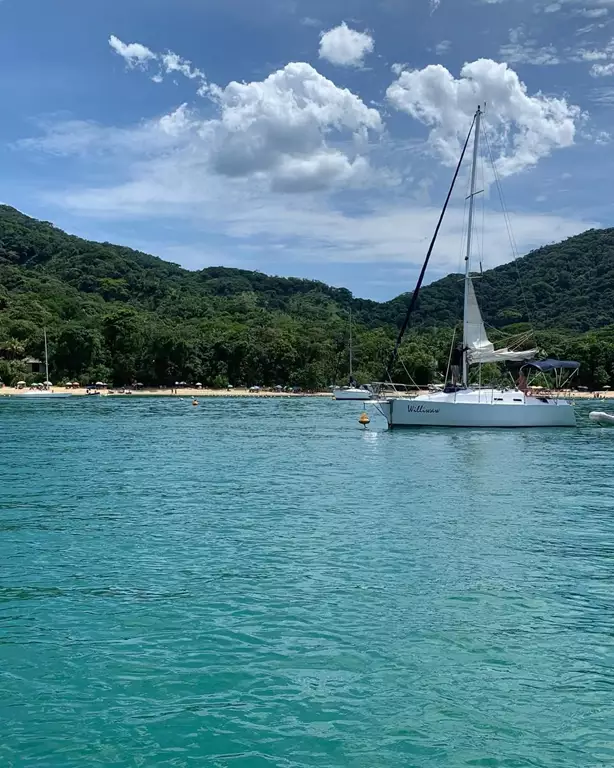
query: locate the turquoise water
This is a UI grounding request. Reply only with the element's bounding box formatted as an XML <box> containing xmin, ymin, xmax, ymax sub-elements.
<box><xmin>2</xmin><ymin>397</ymin><xmax>614</xmax><ymax>767</ymax></box>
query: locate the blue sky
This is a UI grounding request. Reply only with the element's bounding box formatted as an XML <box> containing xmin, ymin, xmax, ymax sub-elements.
<box><xmin>1</xmin><ymin>0</ymin><xmax>614</xmax><ymax>300</ymax></box>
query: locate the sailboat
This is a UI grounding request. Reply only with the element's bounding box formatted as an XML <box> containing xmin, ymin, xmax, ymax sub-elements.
<box><xmin>13</xmin><ymin>329</ymin><xmax>72</xmax><ymax>399</ymax></box>
<box><xmin>372</xmin><ymin>106</ymin><xmax>578</xmax><ymax>428</ymax></box>
<box><xmin>334</xmin><ymin>309</ymin><xmax>370</xmax><ymax>401</ymax></box>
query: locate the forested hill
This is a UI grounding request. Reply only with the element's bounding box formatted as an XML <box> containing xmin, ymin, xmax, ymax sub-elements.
<box><xmin>1</xmin><ymin>204</ymin><xmax>614</xmax><ymax>389</ymax></box>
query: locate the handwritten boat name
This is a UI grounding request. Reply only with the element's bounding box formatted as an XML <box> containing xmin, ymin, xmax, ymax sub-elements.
<box><xmin>407</xmin><ymin>404</ymin><xmax>440</xmax><ymax>414</ymax></box>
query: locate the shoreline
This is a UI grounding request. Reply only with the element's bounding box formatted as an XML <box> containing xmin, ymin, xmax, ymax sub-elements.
<box><xmin>0</xmin><ymin>387</ymin><xmax>333</xmax><ymax>398</ymax></box>
<box><xmin>0</xmin><ymin>387</ymin><xmax>612</xmax><ymax>400</ymax></box>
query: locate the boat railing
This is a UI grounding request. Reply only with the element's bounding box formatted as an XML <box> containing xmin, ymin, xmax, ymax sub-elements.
<box><xmin>370</xmin><ymin>382</ymin><xmax>424</xmax><ymax>398</ymax></box>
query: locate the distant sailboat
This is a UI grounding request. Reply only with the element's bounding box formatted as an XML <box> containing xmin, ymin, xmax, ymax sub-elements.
<box><xmin>13</xmin><ymin>329</ymin><xmax>71</xmax><ymax>399</ymax></box>
<box><xmin>334</xmin><ymin>309</ymin><xmax>370</xmax><ymax>401</ymax></box>
<box><xmin>372</xmin><ymin>106</ymin><xmax>578</xmax><ymax>428</ymax></box>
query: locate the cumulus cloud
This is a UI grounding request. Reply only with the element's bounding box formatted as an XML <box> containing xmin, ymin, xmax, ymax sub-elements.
<box><xmin>386</xmin><ymin>59</ymin><xmax>581</xmax><ymax>176</ymax></box>
<box><xmin>319</xmin><ymin>23</ymin><xmax>374</xmax><ymax>67</ymax></box>
<box><xmin>29</xmin><ymin>57</ymin><xmax>383</xmax><ymax>194</ymax></box>
<box><xmin>104</xmin><ymin>36</ymin><xmax>383</xmax><ymax>191</ymax></box>
<box><xmin>202</xmin><ymin>62</ymin><xmax>382</xmax><ymax>191</ymax></box>
<box><xmin>109</xmin><ymin>35</ymin><xmax>156</xmax><ymax>68</ymax></box>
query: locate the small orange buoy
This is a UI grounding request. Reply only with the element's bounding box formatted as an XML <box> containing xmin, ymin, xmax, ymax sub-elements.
<box><xmin>192</xmin><ymin>399</ymin><xmax>199</xmax><ymax>406</ymax></box>
<box><xmin>359</xmin><ymin>411</ymin><xmax>370</xmax><ymax>427</ymax></box>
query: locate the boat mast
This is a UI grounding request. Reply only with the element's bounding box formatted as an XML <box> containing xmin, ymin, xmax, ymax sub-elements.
<box><xmin>44</xmin><ymin>327</ymin><xmax>50</xmax><ymax>389</ymax></box>
<box><xmin>349</xmin><ymin>309</ymin><xmax>353</xmax><ymax>382</ymax></box>
<box><xmin>462</xmin><ymin>105</ymin><xmax>482</xmax><ymax>388</ymax></box>
<box><xmin>381</xmin><ymin>112</ymin><xmax>477</xmax><ymax>386</ymax></box>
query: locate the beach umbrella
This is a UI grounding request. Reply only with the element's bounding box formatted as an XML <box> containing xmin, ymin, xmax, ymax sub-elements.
<box><xmin>44</xmin><ymin>380</ymin><xmax>52</xmax><ymax>386</ymax></box>
<box><xmin>17</xmin><ymin>381</ymin><xmax>26</xmax><ymax>385</ymax></box>
<box><xmin>95</xmin><ymin>381</ymin><xmax>104</xmax><ymax>386</ymax></box>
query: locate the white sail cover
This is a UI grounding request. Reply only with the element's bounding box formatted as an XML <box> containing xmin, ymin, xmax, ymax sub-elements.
<box><xmin>465</xmin><ymin>279</ymin><xmax>537</xmax><ymax>364</ymax></box>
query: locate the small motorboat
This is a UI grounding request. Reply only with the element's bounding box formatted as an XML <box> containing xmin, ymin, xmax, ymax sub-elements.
<box><xmin>589</xmin><ymin>411</ymin><xmax>614</xmax><ymax>425</ymax></box>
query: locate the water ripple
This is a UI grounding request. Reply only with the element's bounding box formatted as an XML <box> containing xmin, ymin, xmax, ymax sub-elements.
<box><xmin>1</xmin><ymin>398</ymin><xmax>614</xmax><ymax>766</ymax></box>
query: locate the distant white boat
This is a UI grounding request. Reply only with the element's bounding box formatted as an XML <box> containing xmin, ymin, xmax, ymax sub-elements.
<box><xmin>334</xmin><ymin>309</ymin><xmax>372</xmax><ymax>401</ymax></box>
<box><xmin>12</xmin><ymin>329</ymin><xmax>72</xmax><ymax>399</ymax></box>
<box><xmin>334</xmin><ymin>386</ymin><xmax>371</xmax><ymax>401</ymax></box>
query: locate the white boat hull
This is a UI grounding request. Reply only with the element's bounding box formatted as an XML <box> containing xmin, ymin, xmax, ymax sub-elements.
<box><xmin>374</xmin><ymin>389</ymin><xmax>576</xmax><ymax>428</ymax></box>
<box><xmin>334</xmin><ymin>388</ymin><xmax>371</xmax><ymax>401</ymax></box>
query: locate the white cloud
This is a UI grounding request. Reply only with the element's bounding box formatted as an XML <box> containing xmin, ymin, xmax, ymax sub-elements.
<box><xmin>591</xmin><ymin>61</ymin><xmax>614</xmax><ymax>74</ymax></box>
<box><xmin>109</xmin><ymin>35</ymin><xmax>207</xmax><ymax>89</ymax></box>
<box><xmin>26</xmin><ymin>61</ymin><xmax>383</xmax><ymax>194</ymax></box>
<box><xmin>489</xmin><ymin>0</ymin><xmax>612</xmax><ymax>11</ymax></box>
<box><xmin>16</xmin><ymin>106</ymin><xmax>194</xmax><ymax>156</ymax></box>
<box><xmin>206</xmin><ymin>62</ymin><xmax>382</xmax><ymax>191</ymax></box>
<box><xmin>49</xmin><ymin>159</ymin><xmax>597</xmax><ymax>274</ymax></box>
<box><xmin>104</xmin><ymin>37</ymin><xmax>383</xmax><ymax>192</ymax></box>
<box><xmin>160</xmin><ymin>52</ymin><xmax>204</xmax><ymax>81</ymax></box>
<box><xmin>573</xmin><ymin>47</ymin><xmax>609</xmax><ymax>60</ymax></box>
<box><xmin>318</xmin><ymin>22</ymin><xmax>374</xmax><ymax>67</ymax></box>
<box><xmin>109</xmin><ymin>35</ymin><xmax>156</xmax><ymax>69</ymax></box>
<box><xmin>577</xmin><ymin>36</ymin><xmax>614</xmax><ymax>72</ymax></box>
<box><xmin>386</xmin><ymin>59</ymin><xmax>581</xmax><ymax>176</ymax></box>
<box><xmin>435</xmin><ymin>40</ymin><xmax>451</xmax><ymax>55</ymax></box>
<box><xmin>20</xmin><ymin>34</ymin><xmax>601</xmax><ymax>284</ymax></box>
<box><xmin>499</xmin><ymin>26</ymin><xmax>560</xmax><ymax>65</ymax></box>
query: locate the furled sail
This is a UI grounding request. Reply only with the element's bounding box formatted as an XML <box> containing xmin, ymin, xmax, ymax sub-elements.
<box><xmin>465</xmin><ymin>279</ymin><xmax>537</xmax><ymax>364</ymax></box>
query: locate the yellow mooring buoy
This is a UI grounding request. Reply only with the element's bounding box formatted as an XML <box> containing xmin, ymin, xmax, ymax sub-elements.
<box><xmin>359</xmin><ymin>411</ymin><xmax>370</xmax><ymax>428</ymax></box>
<box><xmin>192</xmin><ymin>399</ymin><xmax>199</xmax><ymax>406</ymax></box>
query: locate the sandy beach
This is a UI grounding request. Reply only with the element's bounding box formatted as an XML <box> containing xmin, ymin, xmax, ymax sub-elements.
<box><xmin>1</xmin><ymin>386</ymin><xmax>612</xmax><ymax>400</ymax></box>
<box><xmin>0</xmin><ymin>386</ymin><xmax>333</xmax><ymax>398</ymax></box>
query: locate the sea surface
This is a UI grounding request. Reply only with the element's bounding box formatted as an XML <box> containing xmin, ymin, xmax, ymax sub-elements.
<box><xmin>1</xmin><ymin>396</ymin><xmax>614</xmax><ymax>767</ymax></box>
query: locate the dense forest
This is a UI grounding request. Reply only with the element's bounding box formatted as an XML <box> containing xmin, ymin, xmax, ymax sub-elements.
<box><xmin>1</xmin><ymin>204</ymin><xmax>614</xmax><ymax>389</ymax></box>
